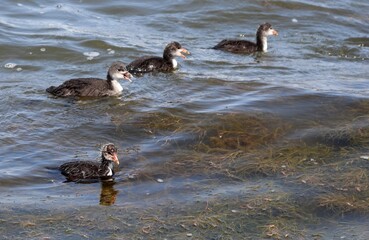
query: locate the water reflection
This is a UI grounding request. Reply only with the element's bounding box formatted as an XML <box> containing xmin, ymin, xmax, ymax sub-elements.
<box><xmin>100</xmin><ymin>181</ymin><xmax>118</xmax><ymax>206</ymax></box>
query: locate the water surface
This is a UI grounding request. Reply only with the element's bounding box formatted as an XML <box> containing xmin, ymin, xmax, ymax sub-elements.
<box><xmin>1</xmin><ymin>0</ymin><xmax>369</xmax><ymax>239</ymax></box>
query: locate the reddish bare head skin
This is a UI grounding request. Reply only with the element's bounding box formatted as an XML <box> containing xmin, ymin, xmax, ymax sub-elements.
<box><xmin>123</xmin><ymin>71</ymin><xmax>133</xmax><ymax>82</ymax></box>
<box><xmin>112</xmin><ymin>152</ymin><xmax>119</xmax><ymax>165</ymax></box>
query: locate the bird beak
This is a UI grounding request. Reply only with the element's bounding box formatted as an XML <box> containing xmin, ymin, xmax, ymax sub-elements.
<box><xmin>179</xmin><ymin>48</ymin><xmax>190</xmax><ymax>59</ymax></box>
<box><xmin>272</xmin><ymin>29</ymin><xmax>278</xmax><ymax>36</ymax></box>
<box><xmin>123</xmin><ymin>71</ymin><xmax>133</xmax><ymax>82</ymax></box>
<box><xmin>112</xmin><ymin>153</ymin><xmax>119</xmax><ymax>165</ymax></box>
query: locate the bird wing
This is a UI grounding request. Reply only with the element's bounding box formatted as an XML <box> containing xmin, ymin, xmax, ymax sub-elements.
<box><xmin>127</xmin><ymin>56</ymin><xmax>167</xmax><ymax>73</ymax></box>
<box><xmin>213</xmin><ymin>39</ymin><xmax>257</xmax><ymax>53</ymax></box>
<box><xmin>59</xmin><ymin>161</ymin><xmax>100</xmax><ymax>180</ymax></box>
<box><xmin>47</xmin><ymin>78</ymin><xmax>108</xmax><ymax>97</ymax></box>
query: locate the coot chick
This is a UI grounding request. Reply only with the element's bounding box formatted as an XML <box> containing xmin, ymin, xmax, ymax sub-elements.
<box><xmin>213</xmin><ymin>23</ymin><xmax>278</xmax><ymax>54</ymax></box>
<box><xmin>46</xmin><ymin>62</ymin><xmax>132</xmax><ymax>98</ymax></box>
<box><xmin>127</xmin><ymin>41</ymin><xmax>190</xmax><ymax>74</ymax></box>
<box><xmin>59</xmin><ymin>143</ymin><xmax>119</xmax><ymax>182</ymax></box>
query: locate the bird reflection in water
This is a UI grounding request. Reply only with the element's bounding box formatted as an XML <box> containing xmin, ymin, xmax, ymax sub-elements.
<box><xmin>100</xmin><ymin>181</ymin><xmax>118</xmax><ymax>206</ymax></box>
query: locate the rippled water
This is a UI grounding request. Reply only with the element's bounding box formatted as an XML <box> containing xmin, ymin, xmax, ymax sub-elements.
<box><xmin>1</xmin><ymin>0</ymin><xmax>369</xmax><ymax>239</ymax></box>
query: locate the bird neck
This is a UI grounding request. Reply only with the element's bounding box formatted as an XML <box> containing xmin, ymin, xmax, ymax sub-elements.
<box><xmin>99</xmin><ymin>159</ymin><xmax>114</xmax><ymax>177</ymax></box>
<box><xmin>163</xmin><ymin>49</ymin><xmax>174</xmax><ymax>62</ymax></box>
<box><xmin>256</xmin><ymin>35</ymin><xmax>267</xmax><ymax>52</ymax></box>
<box><xmin>110</xmin><ymin>79</ymin><xmax>123</xmax><ymax>93</ymax></box>
<box><xmin>171</xmin><ymin>59</ymin><xmax>178</xmax><ymax>68</ymax></box>
<box><xmin>107</xmin><ymin>73</ymin><xmax>113</xmax><ymax>81</ymax></box>
<box><xmin>163</xmin><ymin>53</ymin><xmax>178</xmax><ymax>68</ymax></box>
<box><xmin>106</xmin><ymin>74</ymin><xmax>123</xmax><ymax>93</ymax></box>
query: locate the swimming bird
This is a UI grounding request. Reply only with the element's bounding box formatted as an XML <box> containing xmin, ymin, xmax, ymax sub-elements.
<box><xmin>127</xmin><ymin>41</ymin><xmax>190</xmax><ymax>74</ymax></box>
<box><xmin>46</xmin><ymin>61</ymin><xmax>132</xmax><ymax>97</ymax></box>
<box><xmin>213</xmin><ymin>23</ymin><xmax>278</xmax><ymax>54</ymax></box>
<box><xmin>59</xmin><ymin>143</ymin><xmax>119</xmax><ymax>182</ymax></box>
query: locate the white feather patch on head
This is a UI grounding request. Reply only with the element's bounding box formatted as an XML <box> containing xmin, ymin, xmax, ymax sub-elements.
<box><xmin>175</xmin><ymin>49</ymin><xmax>182</xmax><ymax>56</ymax></box>
<box><xmin>111</xmin><ymin>72</ymin><xmax>121</xmax><ymax>80</ymax></box>
<box><xmin>266</xmin><ymin>28</ymin><xmax>275</xmax><ymax>36</ymax></box>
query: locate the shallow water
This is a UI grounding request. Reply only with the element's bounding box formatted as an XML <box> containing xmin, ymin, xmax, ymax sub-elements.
<box><xmin>1</xmin><ymin>0</ymin><xmax>369</xmax><ymax>239</ymax></box>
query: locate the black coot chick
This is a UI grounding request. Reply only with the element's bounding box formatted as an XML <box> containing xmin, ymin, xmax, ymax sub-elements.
<box><xmin>127</xmin><ymin>41</ymin><xmax>190</xmax><ymax>74</ymax></box>
<box><xmin>59</xmin><ymin>143</ymin><xmax>119</xmax><ymax>182</ymax></box>
<box><xmin>213</xmin><ymin>23</ymin><xmax>278</xmax><ymax>54</ymax></box>
<box><xmin>46</xmin><ymin>61</ymin><xmax>132</xmax><ymax>98</ymax></box>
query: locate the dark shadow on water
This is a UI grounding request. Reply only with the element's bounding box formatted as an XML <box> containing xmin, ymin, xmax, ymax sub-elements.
<box><xmin>65</xmin><ymin>178</ymin><xmax>119</xmax><ymax>206</ymax></box>
<box><xmin>100</xmin><ymin>181</ymin><xmax>119</xmax><ymax>206</ymax></box>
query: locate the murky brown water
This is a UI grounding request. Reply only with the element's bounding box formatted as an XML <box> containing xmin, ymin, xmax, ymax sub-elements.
<box><xmin>1</xmin><ymin>0</ymin><xmax>369</xmax><ymax>239</ymax></box>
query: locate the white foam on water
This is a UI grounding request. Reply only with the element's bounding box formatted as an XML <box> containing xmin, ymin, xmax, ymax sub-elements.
<box><xmin>107</xmin><ymin>49</ymin><xmax>115</xmax><ymax>54</ymax></box>
<box><xmin>83</xmin><ymin>51</ymin><xmax>100</xmax><ymax>60</ymax></box>
<box><xmin>4</xmin><ymin>63</ymin><xmax>17</xmax><ymax>69</ymax></box>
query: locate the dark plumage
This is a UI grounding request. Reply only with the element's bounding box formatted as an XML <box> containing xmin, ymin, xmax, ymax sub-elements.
<box><xmin>59</xmin><ymin>143</ymin><xmax>119</xmax><ymax>182</ymax></box>
<box><xmin>127</xmin><ymin>41</ymin><xmax>190</xmax><ymax>74</ymax></box>
<box><xmin>46</xmin><ymin>61</ymin><xmax>132</xmax><ymax>98</ymax></box>
<box><xmin>213</xmin><ymin>23</ymin><xmax>278</xmax><ymax>54</ymax></box>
